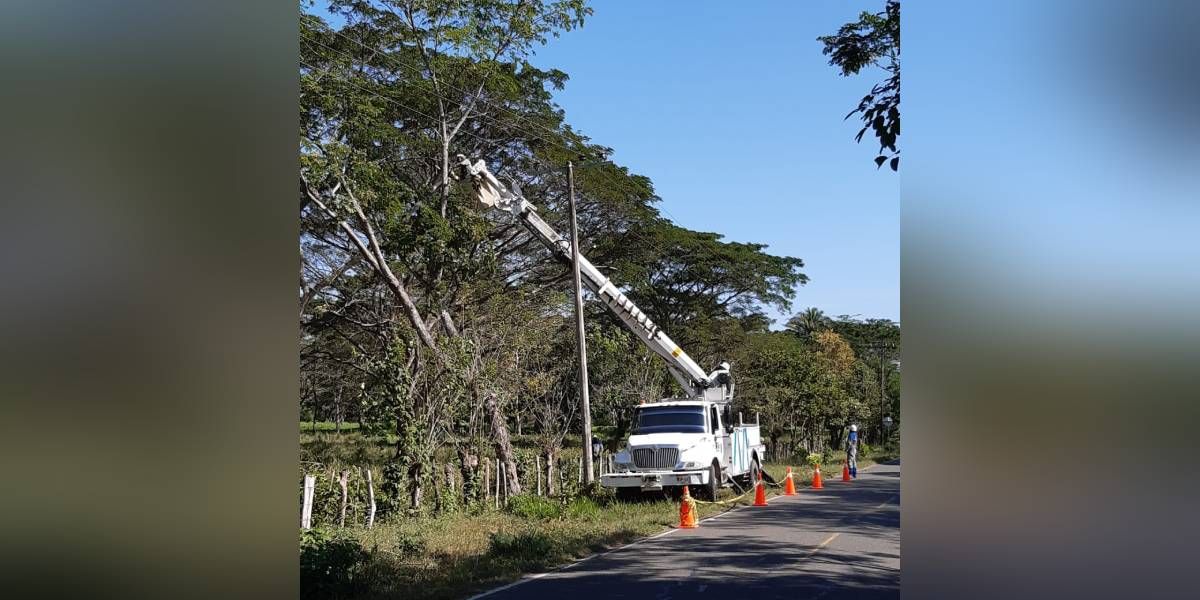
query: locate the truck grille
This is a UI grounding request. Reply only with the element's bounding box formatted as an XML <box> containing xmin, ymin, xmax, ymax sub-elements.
<box><xmin>631</xmin><ymin>447</ymin><xmax>679</xmax><ymax>469</ymax></box>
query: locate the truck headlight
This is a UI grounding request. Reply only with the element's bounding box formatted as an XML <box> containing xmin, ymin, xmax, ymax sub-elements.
<box><xmin>682</xmin><ymin>460</ymin><xmax>704</xmax><ymax>469</ymax></box>
<box><xmin>614</xmin><ymin>451</ymin><xmax>632</xmax><ymax>472</ymax></box>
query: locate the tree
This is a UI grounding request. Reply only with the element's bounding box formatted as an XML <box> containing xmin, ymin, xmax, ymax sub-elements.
<box><xmin>818</xmin><ymin>0</ymin><xmax>900</xmax><ymax>171</ymax></box>
<box><xmin>786</xmin><ymin>307</ymin><xmax>831</xmax><ymax>338</ymax></box>
<box><xmin>301</xmin><ymin>0</ymin><xmax>591</xmax><ymax>504</ymax></box>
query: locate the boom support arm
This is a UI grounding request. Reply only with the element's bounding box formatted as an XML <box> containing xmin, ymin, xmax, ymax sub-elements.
<box><xmin>456</xmin><ymin>157</ymin><xmax>731</xmax><ymax>400</ymax></box>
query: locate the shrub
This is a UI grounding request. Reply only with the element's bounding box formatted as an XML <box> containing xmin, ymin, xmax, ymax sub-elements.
<box><xmin>300</xmin><ymin>528</ymin><xmax>368</xmax><ymax>596</ymax></box>
<box><xmin>858</xmin><ymin>441</ymin><xmax>873</xmax><ymax>456</ymax></box>
<box><xmin>805</xmin><ymin>452</ymin><xmax>824</xmax><ymax>467</ymax></box>
<box><xmin>564</xmin><ymin>497</ymin><xmax>600</xmax><ymax>519</ymax></box>
<box><xmin>507</xmin><ymin>494</ymin><xmax>562</xmax><ymax>520</ymax></box>
<box><xmin>391</xmin><ymin>532</ymin><xmax>425</xmax><ymax>555</ymax></box>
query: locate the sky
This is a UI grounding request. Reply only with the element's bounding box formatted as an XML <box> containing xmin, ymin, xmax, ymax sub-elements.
<box><xmin>528</xmin><ymin>1</ymin><xmax>898</xmax><ymax>325</ymax></box>
<box><xmin>315</xmin><ymin>1</ymin><xmax>900</xmax><ymax>325</ymax></box>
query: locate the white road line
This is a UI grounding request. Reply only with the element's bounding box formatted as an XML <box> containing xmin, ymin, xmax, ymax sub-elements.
<box><xmin>806</xmin><ymin>532</ymin><xmax>841</xmax><ymax>557</ymax></box>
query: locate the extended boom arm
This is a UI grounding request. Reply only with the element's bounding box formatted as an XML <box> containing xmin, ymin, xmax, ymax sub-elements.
<box><xmin>456</xmin><ymin>157</ymin><xmax>731</xmax><ymax>401</ymax></box>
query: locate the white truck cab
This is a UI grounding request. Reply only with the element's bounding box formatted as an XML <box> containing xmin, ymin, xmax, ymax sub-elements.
<box><xmin>602</xmin><ymin>400</ymin><xmax>765</xmax><ymax>500</ymax></box>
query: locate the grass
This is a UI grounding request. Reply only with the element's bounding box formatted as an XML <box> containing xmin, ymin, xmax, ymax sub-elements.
<box><xmin>302</xmin><ymin>448</ymin><xmax>898</xmax><ymax>600</ymax></box>
<box><xmin>302</xmin><ymin>421</ymin><xmax>363</xmax><ymax>433</ymax></box>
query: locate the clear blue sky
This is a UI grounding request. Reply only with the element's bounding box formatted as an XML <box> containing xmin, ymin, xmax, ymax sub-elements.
<box><xmin>314</xmin><ymin>1</ymin><xmax>899</xmax><ymax>325</ymax></box>
<box><xmin>531</xmin><ymin>1</ymin><xmax>898</xmax><ymax>325</ymax></box>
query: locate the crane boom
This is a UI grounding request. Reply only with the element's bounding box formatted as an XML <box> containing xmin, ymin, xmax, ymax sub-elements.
<box><xmin>455</xmin><ymin>157</ymin><xmax>732</xmax><ymax>401</ymax></box>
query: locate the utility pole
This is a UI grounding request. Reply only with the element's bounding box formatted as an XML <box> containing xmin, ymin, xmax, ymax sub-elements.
<box><xmin>568</xmin><ymin>161</ymin><xmax>594</xmax><ymax>484</ymax></box>
<box><xmin>879</xmin><ymin>350</ymin><xmax>885</xmax><ymax>445</ymax></box>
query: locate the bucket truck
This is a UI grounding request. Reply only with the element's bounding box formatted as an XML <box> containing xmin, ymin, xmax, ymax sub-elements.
<box><xmin>456</xmin><ymin>157</ymin><xmax>765</xmax><ymax>500</ymax></box>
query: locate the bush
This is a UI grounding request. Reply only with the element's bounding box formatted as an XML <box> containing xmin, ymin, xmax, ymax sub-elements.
<box><xmin>507</xmin><ymin>494</ymin><xmax>562</xmax><ymax>520</ymax></box>
<box><xmin>805</xmin><ymin>452</ymin><xmax>824</xmax><ymax>467</ymax></box>
<box><xmin>858</xmin><ymin>441</ymin><xmax>873</xmax><ymax>456</ymax></box>
<box><xmin>391</xmin><ymin>532</ymin><xmax>425</xmax><ymax>555</ymax></box>
<box><xmin>300</xmin><ymin>528</ymin><xmax>368</xmax><ymax>596</ymax></box>
<box><xmin>564</xmin><ymin>497</ymin><xmax>601</xmax><ymax>519</ymax></box>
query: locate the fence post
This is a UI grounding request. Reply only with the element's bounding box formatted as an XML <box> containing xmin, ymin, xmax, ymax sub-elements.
<box><xmin>338</xmin><ymin>470</ymin><xmax>349</xmax><ymax>527</ymax></box>
<box><xmin>500</xmin><ymin>461</ymin><xmax>507</xmax><ymax>506</ymax></box>
<box><xmin>495</xmin><ymin>458</ymin><xmax>501</xmax><ymax>509</ymax></box>
<box><xmin>301</xmin><ymin>474</ymin><xmax>315</xmax><ymax>530</ymax></box>
<box><xmin>364</xmin><ymin>468</ymin><xmax>376</xmax><ymax>529</ymax></box>
<box><xmin>536</xmin><ymin>455</ymin><xmax>542</xmax><ymax>496</ymax></box>
<box><xmin>578</xmin><ymin>456</ymin><xmax>583</xmax><ymax>483</ymax></box>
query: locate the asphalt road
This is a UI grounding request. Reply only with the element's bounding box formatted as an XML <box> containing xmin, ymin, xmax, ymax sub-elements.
<box><xmin>471</xmin><ymin>460</ymin><xmax>901</xmax><ymax>600</ymax></box>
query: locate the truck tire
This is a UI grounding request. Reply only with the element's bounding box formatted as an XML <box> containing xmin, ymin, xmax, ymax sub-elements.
<box><xmin>703</xmin><ymin>462</ymin><xmax>720</xmax><ymax>501</ymax></box>
<box><xmin>747</xmin><ymin>455</ymin><xmax>761</xmax><ymax>488</ymax></box>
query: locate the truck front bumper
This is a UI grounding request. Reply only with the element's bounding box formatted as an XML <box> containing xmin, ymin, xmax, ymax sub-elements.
<box><xmin>600</xmin><ymin>469</ymin><xmax>708</xmax><ymax>490</ymax></box>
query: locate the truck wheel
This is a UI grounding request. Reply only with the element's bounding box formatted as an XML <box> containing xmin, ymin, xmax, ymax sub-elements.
<box><xmin>704</xmin><ymin>462</ymin><xmax>720</xmax><ymax>500</ymax></box>
<box><xmin>747</xmin><ymin>456</ymin><xmax>761</xmax><ymax>488</ymax></box>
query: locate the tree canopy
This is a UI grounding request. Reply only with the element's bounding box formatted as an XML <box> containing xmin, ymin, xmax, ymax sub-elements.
<box><xmin>818</xmin><ymin>0</ymin><xmax>900</xmax><ymax>171</ymax></box>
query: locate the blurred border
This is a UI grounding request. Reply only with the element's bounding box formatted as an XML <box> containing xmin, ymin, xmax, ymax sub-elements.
<box><xmin>0</xmin><ymin>1</ymin><xmax>298</xmax><ymax>598</ymax></box>
<box><xmin>905</xmin><ymin>1</ymin><xmax>1200</xmax><ymax>598</ymax></box>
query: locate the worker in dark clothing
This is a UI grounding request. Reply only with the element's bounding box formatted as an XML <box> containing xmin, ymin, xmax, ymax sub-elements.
<box><xmin>846</xmin><ymin>424</ymin><xmax>859</xmax><ymax>478</ymax></box>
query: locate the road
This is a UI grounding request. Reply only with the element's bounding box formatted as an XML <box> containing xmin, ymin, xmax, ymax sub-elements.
<box><xmin>472</xmin><ymin>460</ymin><xmax>900</xmax><ymax>600</ymax></box>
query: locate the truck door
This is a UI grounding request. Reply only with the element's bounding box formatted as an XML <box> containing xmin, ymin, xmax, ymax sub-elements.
<box><xmin>711</xmin><ymin>405</ymin><xmax>731</xmax><ymax>475</ymax></box>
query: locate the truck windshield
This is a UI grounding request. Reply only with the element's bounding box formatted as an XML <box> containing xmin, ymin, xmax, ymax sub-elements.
<box><xmin>633</xmin><ymin>406</ymin><xmax>706</xmax><ymax>434</ymax></box>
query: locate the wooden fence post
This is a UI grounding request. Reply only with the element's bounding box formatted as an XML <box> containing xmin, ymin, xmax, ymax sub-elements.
<box><xmin>301</xmin><ymin>474</ymin><xmax>315</xmax><ymax>530</ymax></box>
<box><xmin>337</xmin><ymin>470</ymin><xmax>349</xmax><ymax>527</ymax></box>
<box><xmin>536</xmin><ymin>455</ymin><xmax>542</xmax><ymax>496</ymax></box>
<box><xmin>483</xmin><ymin>460</ymin><xmax>490</xmax><ymax>502</ymax></box>
<box><xmin>364</xmin><ymin>468</ymin><xmax>376</xmax><ymax>529</ymax></box>
<box><xmin>500</xmin><ymin>462</ymin><xmax>507</xmax><ymax>506</ymax></box>
<box><xmin>495</xmin><ymin>458</ymin><xmax>500</xmax><ymax>509</ymax></box>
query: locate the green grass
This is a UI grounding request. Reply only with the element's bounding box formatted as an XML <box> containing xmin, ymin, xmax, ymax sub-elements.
<box><xmin>302</xmin><ymin>421</ymin><xmax>362</xmax><ymax>433</ymax></box>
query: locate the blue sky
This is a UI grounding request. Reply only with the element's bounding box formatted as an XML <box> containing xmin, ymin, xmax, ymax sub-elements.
<box><xmin>314</xmin><ymin>1</ymin><xmax>899</xmax><ymax>325</ymax></box>
<box><xmin>530</xmin><ymin>1</ymin><xmax>898</xmax><ymax>325</ymax></box>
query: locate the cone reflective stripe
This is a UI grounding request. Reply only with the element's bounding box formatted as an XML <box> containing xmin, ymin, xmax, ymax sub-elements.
<box><xmin>753</xmin><ymin>470</ymin><xmax>768</xmax><ymax>506</ymax></box>
<box><xmin>783</xmin><ymin>466</ymin><xmax>796</xmax><ymax>495</ymax></box>
<box><xmin>811</xmin><ymin>465</ymin><xmax>824</xmax><ymax>489</ymax></box>
<box><xmin>678</xmin><ymin>485</ymin><xmax>698</xmax><ymax>528</ymax></box>
<box><xmin>842</xmin><ymin>463</ymin><xmax>851</xmax><ymax>482</ymax></box>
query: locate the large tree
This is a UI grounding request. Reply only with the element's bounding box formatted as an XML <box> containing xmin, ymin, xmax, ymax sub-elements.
<box><xmin>301</xmin><ymin>0</ymin><xmax>591</xmax><ymax>503</ymax></box>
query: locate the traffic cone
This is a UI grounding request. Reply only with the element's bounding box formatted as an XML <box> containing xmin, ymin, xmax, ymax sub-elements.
<box><xmin>753</xmin><ymin>470</ymin><xmax>768</xmax><ymax>506</ymax></box>
<box><xmin>678</xmin><ymin>485</ymin><xmax>698</xmax><ymax>528</ymax></box>
<box><xmin>842</xmin><ymin>463</ymin><xmax>851</xmax><ymax>482</ymax></box>
<box><xmin>811</xmin><ymin>465</ymin><xmax>824</xmax><ymax>489</ymax></box>
<box><xmin>783</xmin><ymin>467</ymin><xmax>796</xmax><ymax>496</ymax></box>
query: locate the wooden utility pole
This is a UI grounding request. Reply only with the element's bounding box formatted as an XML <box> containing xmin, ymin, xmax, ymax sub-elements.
<box><xmin>568</xmin><ymin>161</ymin><xmax>595</xmax><ymax>484</ymax></box>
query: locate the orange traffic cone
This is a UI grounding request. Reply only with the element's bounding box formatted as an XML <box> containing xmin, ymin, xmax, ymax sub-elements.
<box><xmin>783</xmin><ymin>467</ymin><xmax>797</xmax><ymax>496</ymax></box>
<box><xmin>811</xmin><ymin>465</ymin><xmax>824</xmax><ymax>490</ymax></box>
<box><xmin>678</xmin><ymin>485</ymin><xmax>698</xmax><ymax>528</ymax></box>
<box><xmin>842</xmin><ymin>463</ymin><xmax>851</xmax><ymax>482</ymax></box>
<box><xmin>753</xmin><ymin>470</ymin><xmax>768</xmax><ymax>506</ymax></box>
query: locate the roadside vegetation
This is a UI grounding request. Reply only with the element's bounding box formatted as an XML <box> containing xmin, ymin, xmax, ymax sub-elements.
<box><xmin>300</xmin><ymin>0</ymin><xmax>899</xmax><ymax>598</ymax></box>
<box><xmin>302</xmin><ymin>425</ymin><xmax>896</xmax><ymax>600</ymax></box>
